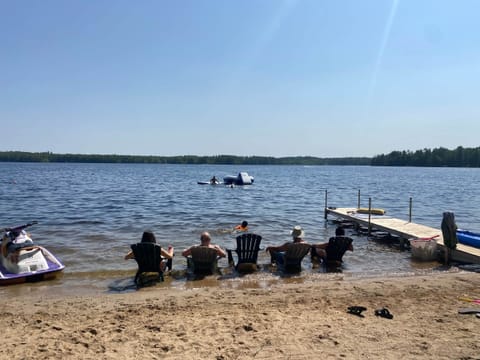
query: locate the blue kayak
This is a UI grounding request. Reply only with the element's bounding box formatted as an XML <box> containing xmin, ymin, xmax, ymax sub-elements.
<box><xmin>457</xmin><ymin>230</ymin><xmax>480</xmax><ymax>249</ymax></box>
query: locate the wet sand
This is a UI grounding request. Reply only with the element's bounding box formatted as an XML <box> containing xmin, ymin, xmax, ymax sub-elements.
<box><xmin>1</xmin><ymin>271</ymin><xmax>479</xmax><ymax>359</ymax></box>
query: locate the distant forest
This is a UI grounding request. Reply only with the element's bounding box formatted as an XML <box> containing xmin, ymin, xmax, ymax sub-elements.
<box><xmin>371</xmin><ymin>146</ymin><xmax>480</xmax><ymax>167</ymax></box>
<box><xmin>0</xmin><ymin>146</ymin><xmax>479</xmax><ymax>167</ymax></box>
<box><xmin>0</xmin><ymin>151</ymin><xmax>370</xmax><ymax>166</ymax></box>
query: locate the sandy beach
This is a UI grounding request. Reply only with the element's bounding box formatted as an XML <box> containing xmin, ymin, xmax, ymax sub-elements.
<box><xmin>1</xmin><ymin>271</ymin><xmax>479</xmax><ymax>360</ymax></box>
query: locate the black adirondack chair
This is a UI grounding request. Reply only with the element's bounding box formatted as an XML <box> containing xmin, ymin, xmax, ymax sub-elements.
<box><xmin>227</xmin><ymin>233</ymin><xmax>262</xmax><ymax>272</ymax></box>
<box><xmin>186</xmin><ymin>246</ymin><xmax>220</xmax><ymax>275</ymax></box>
<box><xmin>282</xmin><ymin>243</ymin><xmax>312</xmax><ymax>273</ymax></box>
<box><xmin>324</xmin><ymin>236</ymin><xmax>353</xmax><ymax>267</ymax></box>
<box><xmin>131</xmin><ymin>242</ymin><xmax>171</xmax><ymax>286</ymax></box>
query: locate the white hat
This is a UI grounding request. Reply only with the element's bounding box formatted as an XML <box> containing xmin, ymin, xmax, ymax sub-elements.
<box><xmin>291</xmin><ymin>225</ymin><xmax>305</xmax><ymax>238</ymax></box>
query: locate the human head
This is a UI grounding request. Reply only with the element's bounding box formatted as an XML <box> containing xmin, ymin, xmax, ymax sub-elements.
<box><xmin>241</xmin><ymin>221</ymin><xmax>248</xmax><ymax>228</ymax></box>
<box><xmin>200</xmin><ymin>232</ymin><xmax>211</xmax><ymax>245</ymax></box>
<box><xmin>291</xmin><ymin>225</ymin><xmax>305</xmax><ymax>239</ymax></box>
<box><xmin>335</xmin><ymin>226</ymin><xmax>345</xmax><ymax>236</ymax></box>
<box><xmin>141</xmin><ymin>231</ymin><xmax>156</xmax><ymax>243</ymax></box>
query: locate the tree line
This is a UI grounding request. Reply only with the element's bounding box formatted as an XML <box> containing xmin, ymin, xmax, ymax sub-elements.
<box><xmin>0</xmin><ymin>151</ymin><xmax>371</xmax><ymax>165</ymax></box>
<box><xmin>1</xmin><ymin>147</ymin><xmax>479</xmax><ymax>167</ymax></box>
<box><xmin>371</xmin><ymin>146</ymin><xmax>480</xmax><ymax>167</ymax></box>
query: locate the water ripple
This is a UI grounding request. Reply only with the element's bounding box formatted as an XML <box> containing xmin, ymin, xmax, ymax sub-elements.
<box><xmin>1</xmin><ymin>163</ymin><xmax>479</xmax><ymax>290</ymax></box>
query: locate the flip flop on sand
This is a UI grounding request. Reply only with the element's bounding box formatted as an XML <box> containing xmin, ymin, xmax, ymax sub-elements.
<box><xmin>375</xmin><ymin>307</ymin><xmax>393</xmax><ymax>319</ymax></box>
<box><xmin>458</xmin><ymin>308</ymin><xmax>480</xmax><ymax>315</ymax></box>
<box><xmin>347</xmin><ymin>306</ymin><xmax>367</xmax><ymax>317</ymax></box>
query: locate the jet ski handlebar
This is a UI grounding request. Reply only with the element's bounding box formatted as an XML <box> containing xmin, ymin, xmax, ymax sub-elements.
<box><xmin>4</xmin><ymin>221</ymin><xmax>38</xmax><ymax>233</ymax></box>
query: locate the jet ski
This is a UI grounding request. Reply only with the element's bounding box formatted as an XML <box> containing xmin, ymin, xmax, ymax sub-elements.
<box><xmin>0</xmin><ymin>221</ymin><xmax>65</xmax><ymax>285</ymax></box>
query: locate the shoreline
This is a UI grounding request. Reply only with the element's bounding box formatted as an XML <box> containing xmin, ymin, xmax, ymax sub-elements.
<box><xmin>2</xmin><ymin>271</ymin><xmax>479</xmax><ymax>359</ymax></box>
<box><xmin>0</xmin><ymin>262</ymin><xmax>456</xmax><ymax>300</ymax></box>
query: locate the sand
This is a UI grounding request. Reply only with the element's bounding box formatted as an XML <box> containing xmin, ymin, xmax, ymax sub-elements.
<box><xmin>1</xmin><ymin>271</ymin><xmax>480</xmax><ymax>360</ymax></box>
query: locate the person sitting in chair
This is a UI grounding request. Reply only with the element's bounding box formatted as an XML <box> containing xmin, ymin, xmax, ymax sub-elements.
<box><xmin>182</xmin><ymin>232</ymin><xmax>226</xmax><ymax>258</ymax></box>
<box><xmin>125</xmin><ymin>231</ymin><xmax>174</xmax><ymax>271</ymax></box>
<box><xmin>266</xmin><ymin>225</ymin><xmax>309</xmax><ymax>265</ymax></box>
<box><xmin>311</xmin><ymin>226</ymin><xmax>353</xmax><ymax>267</ymax></box>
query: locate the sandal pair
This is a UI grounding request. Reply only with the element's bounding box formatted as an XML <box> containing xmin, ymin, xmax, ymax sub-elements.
<box><xmin>347</xmin><ymin>306</ymin><xmax>367</xmax><ymax>317</ymax></box>
<box><xmin>347</xmin><ymin>306</ymin><xmax>394</xmax><ymax>319</ymax></box>
<box><xmin>375</xmin><ymin>307</ymin><xmax>394</xmax><ymax>319</ymax></box>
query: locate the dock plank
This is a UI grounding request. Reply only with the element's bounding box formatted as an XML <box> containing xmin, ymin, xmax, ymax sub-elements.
<box><xmin>326</xmin><ymin>207</ymin><xmax>480</xmax><ymax>264</ymax></box>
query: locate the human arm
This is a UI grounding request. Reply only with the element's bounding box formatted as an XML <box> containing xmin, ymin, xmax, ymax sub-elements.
<box><xmin>124</xmin><ymin>250</ymin><xmax>134</xmax><ymax>260</ymax></box>
<box><xmin>212</xmin><ymin>244</ymin><xmax>226</xmax><ymax>258</ymax></box>
<box><xmin>347</xmin><ymin>239</ymin><xmax>353</xmax><ymax>252</ymax></box>
<box><xmin>265</xmin><ymin>242</ymin><xmax>289</xmax><ymax>254</ymax></box>
<box><xmin>181</xmin><ymin>246</ymin><xmax>192</xmax><ymax>257</ymax></box>
<box><xmin>312</xmin><ymin>242</ymin><xmax>328</xmax><ymax>250</ymax></box>
<box><xmin>161</xmin><ymin>245</ymin><xmax>174</xmax><ymax>259</ymax></box>
<box><xmin>310</xmin><ymin>246</ymin><xmax>326</xmax><ymax>259</ymax></box>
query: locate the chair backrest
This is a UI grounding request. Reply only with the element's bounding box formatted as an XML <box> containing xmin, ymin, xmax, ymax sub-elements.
<box><xmin>235</xmin><ymin>233</ymin><xmax>262</xmax><ymax>265</ymax></box>
<box><xmin>283</xmin><ymin>243</ymin><xmax>311</xmax><ymax>272</ymax></box>
<box><xmin>189</xmin><ymin>246</ymin><xmax>219</xmax><ymax>274</ymax></box>
<box><xmin>131</xmin><ymin>243</ymin><xmax>163</xmax><ymax>284</ymax></box>
<box><xmin>325</xmin><ymin>236</ymin><xmax>352</xmax><ymax>263</ymax></box>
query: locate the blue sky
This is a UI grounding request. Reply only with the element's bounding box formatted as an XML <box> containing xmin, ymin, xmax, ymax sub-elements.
<box><xmin>1</xmin><ymin>0</ymin><xmax>479</xmax><ymax>157</ymax></box>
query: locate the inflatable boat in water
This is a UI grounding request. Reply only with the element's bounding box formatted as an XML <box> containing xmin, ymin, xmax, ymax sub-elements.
<box><xmin>223</xmin><ymin>172</ymin><xmax>254</xmax><ymax>185</ymax></box>
<box><xmin>197</xmin><ymin>180</ymin><xmax>223</xmax><ymax>185</ymax></box>
<box><xmin>0</xmin><ymin>221</ymin><xmax>65</xmax><ymax>285</ymax></box>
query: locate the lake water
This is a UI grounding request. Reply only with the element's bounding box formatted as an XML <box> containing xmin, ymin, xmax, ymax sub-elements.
<box><xmin>1</xmin><ymin>163</ymin><xmax>479</xmax><ymax>296</ymax></box>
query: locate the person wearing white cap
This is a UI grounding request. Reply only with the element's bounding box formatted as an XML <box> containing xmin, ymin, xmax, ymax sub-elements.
<box><xmin>266</xmin><ymin>225</ymin><xmax>309</xmax><ymax>265</ymax></box>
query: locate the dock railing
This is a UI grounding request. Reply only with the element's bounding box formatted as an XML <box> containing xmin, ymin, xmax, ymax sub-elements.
<box><xmin>323</xmin><ymin>189</ymin><xmax>415</xmax><ymax>234</ymax></box>
<box><xmin>323</xmin><ymin>190</ymin><xmax>480</xmax><ymax>264</ymax></box>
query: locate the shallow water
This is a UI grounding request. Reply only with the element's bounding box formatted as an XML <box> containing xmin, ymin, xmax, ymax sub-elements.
<box><xmin>0</xmin><ymin>163</ymin><xmax>479</xmax><ymax>296</ymax></box>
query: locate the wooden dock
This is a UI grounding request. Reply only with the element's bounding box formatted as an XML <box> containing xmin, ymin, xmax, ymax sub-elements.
<box><xmin>325</xmin><ymin>207</ymin><xmax>480</xmax><ymax>264</ymax></box>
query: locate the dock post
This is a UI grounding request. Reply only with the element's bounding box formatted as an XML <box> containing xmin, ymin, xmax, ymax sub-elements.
<box><xmin>409</xmin><ymin>197</ymin><xmax>412</xmax><ymax>223</ymax></box>
<box><xmin>357</xmin><ymin>189</ymin><xmax>360</xmax><ymax>209</ymax></box>
<box><xmin>441</xmin><ymin>211</ymin><xmax>457</xmax><ymax>265</ymax></box>
<box><xmin>324</xmin><ymin>190</ymin><xmax>328</xmax><ymax>220</ymax></box>
<box><xmin>368</xmin><ymin>197</ymin><xmax>372</xmax><ymax>235</ymax></box>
